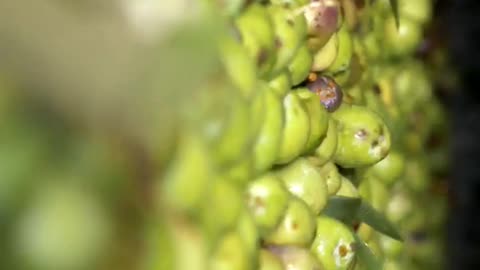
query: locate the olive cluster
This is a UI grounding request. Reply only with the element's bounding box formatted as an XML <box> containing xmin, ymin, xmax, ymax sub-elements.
<box><xmin>152</xmin><ymin>0</ymin><xmax>448</xmax><ymax>270</ymax></box>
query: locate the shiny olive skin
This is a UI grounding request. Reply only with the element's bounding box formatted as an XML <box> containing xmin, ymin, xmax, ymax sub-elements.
<box><xmin>296</xmin><ymin>88</ymin><xmax>329</xmax><ymax>152</ymax></box>
<box><xmin>326</xmin><ymin>23</ymin><xmax>353</xmax><ymax>73</ymax></box>
<box><xmin>383</xmin><ymin>15</ymin><xmax>423</xmax><ymax>58</ymax></box>
<box><xmin>335</xmin><ymin>175</ymin><xmax>359</xmax><ymax>198</ymax></box>
<box><xmin>253</xmin><ymin>87</ymin><xmax>285</xmax><ymax>173</ymax></box>
<box><xmin>311</xmin><ymin>216</ymin><xmax>356</xmax><ymax>270</ymax></box>
<box><xmin>209</xmin><ymin>231</ymin><xmax>252</xmax><ymax>270</ymax></box>
<box><xmin>317</xmin><ymin>161</ymin><xmax>342</xmax><ymax>195</ymax></box>
<box><xmin>269</xmin><ymin>71</ymin><xmax>292</xmax><ymax>97</ymax></box>
<box><xmin>367</xmin><ymin>150</ymin><xmax>406</xmax><ymax>186</ymax></box>
<box><xmin>276</xmin><ymin>91</ymin><xmax>311</xmax><ymax>164</ymax></box>
<box><xmin>268</xmin><ymin>245</ymin><xmax>324</xmax><ymax>270</ymax></box>
<box><xmin>332</xmin><ymin>104</ymin><xmax>391</xmax><ymax>168</ymax></box>
<box><xmin>288</xmin><ymin>44</ymin><xmax>314</xmax><ymax>86</ymax></box>
<box><xmin>276</xmin><ymin>157</ymin><xmax>328</xmax><ymax>214</ymax></box>
<box><xmin>264</xmin><ymin>197</ymin><xmax>316</xmax><ymax>246</ymax></box>
<box><xmin>246</xmin><ymin>174</ymin><xmax>291</xmax><ymax>233</ymax></box>
<box><xmin>259</xmin><ymin>249</ymin><xmax>284</xmax><ymax>270</ymax></box>
<box><xmin>311</xmin><ymin>118</ymin><xmax>338</xmax><ymax>166</ymax></box>
<box><xmin>311</xmin><ymin>32</ymin><xmax>339</xmax><ymax>71</ymax></box>
<box><xmin>304</xmin><ymin>0</ymin><xmax>341</xmax><ymax>46</ymax></box>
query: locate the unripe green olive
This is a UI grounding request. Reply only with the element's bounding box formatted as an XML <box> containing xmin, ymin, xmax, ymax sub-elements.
<box><xmin>237</xmin><ymin>211</ymin><xmax>260</xmax><ymax>265</ymax></box>
<box><xmin>317</xmin><ymin>162</ymin><xmax>342</xmax><ymax>195</ymax></box>
<box><xmin>367</xmin><ymin>150</ymin><xmax>406</xmax><ymax>186</ymax></box>
<box><xmin>201</xmin><ymin>179</ymin><xmax>243</xmax><ymax>238</ymax></box>
<box><xmin>335</xmin><ymin>175</ymin><xmax>359</xmax><ymax>198</ymax></box>
<box><xmin>253</xmin><ymin>87</ymin><xmax>285</xmax><ymax>173</ymax></box>
<box><xmin>264</xmin><ymin>197</ymin><xmax>316</xmax><ymax>246</ymax></box>
<box><xmin>162</xmin><ymin>132</ymin><xmax>214</xmax><ymax>212</ymax></box>
<box><xmin>222</xmin><ymin>154</ymin><xmax>254</xmax><ymax>187</ymax></box>
<box><xmin>235</xmin><ymin>3</ymin><xmax>277</xmax><ymax>77</ymax></box>
<box><xmin>209</xmin><ymin>231</ymin><xmax>252</xmax><ymax>270</ymax></box>
<box><xmin>277</xmin><ymin>157</ymin><xmax>328</xmax><ymax>214</ymax></box>
<box><xmin>359</xmin><ymin>175</ymin><xmax>389</xmax><ymax>212</ymax></box>
<box><xmin>311</xmin><ymin>216</ymin><xmax>356</xmax><ymax>270</ymax></box>
<box><xmin>219</xmin><ymin>36</ymin><xmax>257</xmax><ymax>98</ymax></box>
<box><xmin>259</xmin><ymin>249</ymin><xmax>284</xmax><ymax>270</ymax></box>
<box><xmin>276</xmin><ymin>92</ymin><xmax>311</xmax><ymax>164</ymax></box>
<box><xmin>332</xmin><ymin>104</ymin><xmax>391</xmax><ymax>168</ymax></box>
<box><xmin>378</xmin><ymin>234</ymin><xmax>405</xmax><ymax>259</ymax></box>
<box><xmin>385</xmin><ymin>190</ymin><xmax>413</xmax><ymax>225</ymax></box>
<box><xmin>326</xmin><ymin>23</ymin><xmax>353</xmax><ymax>73</ymax></box>
<box><xmin>383</xmin><ymin>15</ymin><xmax>422</xmax><ymax>58</ymax></box>
<box><xmin>269</xmin><ymin>71</ymin><xmax>293</xmax><ymax>97</ymax></box>
<box><xmin>246</xmin><ymin>174</ymin><xmax>291</xmax><ymax>233</ymax></box>
<box><xmin>296</xmin><ymin>88</ymin><xmax>330</xmax><ymax>152</ymax></box>
<box><xmin>312</xmin><ymin>118</ymin><xmax>338</xmax><ymax>166</ymax></box>
<box><xmin>311</xmin><ymin>32</ymin><xmax>339</xmax><ymax>71</ymax></box>
<box><xmin>399</xmin><ymin>0</ymin><xmax>433</xmax><ymax>25</ymax></box>
<box><xmin>288</xmin><ymin>44</ymin><xmax>314</xmax><ymax>86</ymax></box>
<box><xmin>268</xmin><ymin>5</ymin><xmax>308</xmax><ymax>75</ymax></box>
<box><xmin>269</xmin><ymin>245</ymin><xmax>324</xmax><ymax>270</ymax></box>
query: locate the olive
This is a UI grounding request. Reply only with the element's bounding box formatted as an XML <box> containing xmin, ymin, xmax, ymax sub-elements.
<box><xmin>246</xmin><ymin>174</ymin><xmax>291</xmax><ymax>233</ymax></box>
<box><xmin>311</xmin><ymin>32</ymin><xmax>339</xmax><ymax>71</ymax></box>
<box><xmin>264</xmin><ymin>197</ymin><xmax>316</xmax><ymax>246</ymax></box>
<box><xmin>383</xmin><ymin>15</ymin><xmax>423</xmax><ymax>58</ymax></box>
<box><xmin>317</xmin><ymin>161</ymin><xmax>342</xmax><ymax>195</ymax></box>
<box><xmin>304</xmin><ymin>0</ymin><xmax>341</xmax><ymax>46</ymax></box>
<box><xmin>259</xmin><ymin>249</ymin><xmax>284</xmax><ymax>270</ymax></box>
<box><xmin>311</xmin><ymin>118</ymin><xmax>338</xmax><ymax>166</ymax></box>
<box><xmin>268</xmin><ymin>245</ymin><xmax>324</xmax><ymax>270</ymax></box>
<box><xmin>288</xmin><ymin>44</ymin><xmax>314</xmax><ymax>86</ymax></box>
<box><xmin>311</xmin><ymin>216</ymin><xmax>356</xmax><ymax>270</ymax></box>
<box><xmin>269</xmin><ymin>71</ymin><xmax>293</xmax><ymax>97</ymax></box>
<box><xmin>306</xmin><ymin>75</ymin><xmax>343</xmax><ymax>112</ymax></box>
<box><xmin>209</xmin><ymin>231</ymin><xmax>251</xmax><ymax>270</ymax></box>
<box><xmin>296</xmin><ymin>88</ymin><xmax>329</xmax><ymax>152</ymax></box>
<box><xmin>276</xmin><ymin>157</ymin><xmax>328</xmax><ymax>214</ymax></box>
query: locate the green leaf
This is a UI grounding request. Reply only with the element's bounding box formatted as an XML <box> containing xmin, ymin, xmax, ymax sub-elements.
<box><xmin>353</xmin><ymin>234</ymin><xmax>384</xmax><ymax>270</ymax></box>
<box><xmin>389</xmin><ymin>0</ymin><xmax>400</xmax><ymax>29</ymax></box>
<box><xmin>357</xmin><ymin>200</ymin><xmax>403</xmax><ymax>242</ymax></box>
<box><xmin>322</xmin><ymin>196</ymin><xmax>362</xmax><ymax>224</ymax></box>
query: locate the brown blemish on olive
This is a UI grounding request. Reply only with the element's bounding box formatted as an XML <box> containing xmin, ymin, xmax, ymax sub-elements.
<box><xmin>257</xmin><ymin>49</ymin><xmax>269</xmax><ymax>66</ymax></box>
<box><xmin>252</xmin><ymin>196</ymin><xmax>264</xmax><ymax>208</ymax></box>
<box><xmin>306</xmin><ymin>75</ymin><xmax>343</xmax><ymax>112</ymax></box>
<box><xmin>338</xmin><ymin>245</ymin><xmax>348</xmax><ymax>257</ymax></box>
<box><xmin>291</xmin><ymin>221</ymin><xmax>299</xmax><ymax>230</ymax></box>
<box><xmin>286</xmin><ymin>19</ymin><xmax>294</xmax><ymax>26</ymax></box>
<box><xmin>373</xmin><ymin>84</ymin><xmax>381</xmax><ymax>95</ymax></box>
<box><xmin>371</xmin><ymin>140</ymin><xmax>379</xmax><ymax>148</ymax></box>
<box><xmin>275</xmin><ymin>37</ymin><xmax>283</xmax><ymax>48</ymax></box>
<box><xmin>355</xmin><ymin>129</ymin><xmax>368</xmax><ymax>140</ymax></box>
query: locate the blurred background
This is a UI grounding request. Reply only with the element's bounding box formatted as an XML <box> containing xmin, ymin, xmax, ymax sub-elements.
<box><xmin>0</xmin><ymin>0</ymin><xmax>478</xmax><ymax>269</ymax></box>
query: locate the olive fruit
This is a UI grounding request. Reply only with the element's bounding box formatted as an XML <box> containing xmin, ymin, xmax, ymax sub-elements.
<box><xmin>311</xmin><ymin>216</ymin><xmax>356</xmax><ymax>270</ymax></box>
<box><xmin>335</xmin><ymin>175</ymin><xmax>359</xmax><ymax>198</ymax></box>
<box><xmin>253</xmin><ymin>88</ymin><xmax>285</xmax><ymax>173</ymax></box>
<box><xmin>209</xmin><ymin>231</ymin><xmax>251</xmax><ymax>270</ymax></box>
<box><xmin>383</xmin><ymin>15</ymin><xmax>422</xmax><ymax>58</ymax></box>
<box><xmin>237</xmin><ymin>211</ymin><xmax>260</xmax><ymax>264</ymax></box>
<box><xmin>268</xmin><ymin>245</ymin><xmax>324</xmax><ymax>270</ymax></box>
<box><xmin>296</xmin><ymin>88</ymin><xmax>329</xmax><ymax>152</ymax></box>
<box><xmin>235</xmin><ymin>4</ymin><xmax>276</xmax><ymax>77</ymax></box>
<box><xmin>259</xmin><ymin>249</ymin><xmax>284</xmax><ymax>270</ymax></box>
<box><xmin>317</xmin><ymin>162</ymin><xmax>342</xmax><ymax>195</ymax></box>
<box><xmin>276</xmin><ymin>157</ymin><xmax>328</xmax><ymax>214</ymax></box>
<box><xmin>385</xmin><ymin>190</ymin><xmax>413</xmax><ymax>224</ymax></box>
<box><xmin>161</xmin><ymin>133</ymin><xmax>213</xmax><ymax>212</ymax></box>
<box><xmin>264</xmin><ymin>197</ymin><xmax>316</xmax><ymax>246</ymax></box>
<box><xmin>304</xmin><ymin>0</ymin><xmax>341</xmax><ymax>45</ymax></box>
<box><xmin>398</xmin><ymin>0</ymin><xmax>433</xmax><ymax>25</ymax></box>
<box><xmin>288</xmin><ymin>44</ymin><xmax>314</xmax><ymax>86</ymax></box>
<box><xmin>246</xmin><ymin>174</ymin><xmax>290</xmax><ymax>233</ymax></box>
<box><xmin>367</xmin><ymin>150</ymin><xmax>406</xmax><ymax>186</ymax></box>
<box><xmin>269</xmin><ymin>71</ymin><xmax>293</xmax><ymax>97</ymax></box>
<box><xmin>306</xmin><ymin>75</ymin><xmax>343</xmax><ymax>112</ymax></box>
<box><xmin>311</xmin><ymin>32</ymin><xmax>339</xmax><ymax>71</ymax></box>
<box><xmin>276</xmin><ymin>91</ymin><xmax>311</xmax><ymax>164</ymax></box>
<box><xmin>311</xmin><ymin>118</ymin><xmax>338</xmax><ymax>166</ymax></box>
<box><xmin>378</xmin><ymin>234</ymin><xmax>405</xmax><ymax>259</ymax></box>
<box><xmin>332</xmin><ymin>104</ymin><xmax>391</xmax><ymax>168</ymax></box>
<box><xmin>325</xmin><ymin>23</ymin><xmax>353</xmax><ymax>73</ymax></box>
<box><xmin>268</xmin><ymin>5</ymin><xmax>308</xmax><ymax>75</ymax></box>
<box><xmin>200</xmin><ymin>179</ymin><xmax>243</xmax><ymax>238</ymax></box>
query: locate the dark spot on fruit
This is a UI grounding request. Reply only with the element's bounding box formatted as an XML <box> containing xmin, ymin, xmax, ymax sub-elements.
<box><xmin>371</xmin><ymin>140</ymin><xmax>379</xmax><ymax>148</ymax></box>
<box><xmin>354</xmin><ymin>0</ymin><xmax>365</xmax><ymax>9</ymax></box>
<box><xmin>355</xmin><ymin>129</ymin><xmax>368</xmax><ymax>140</ymax></box>
<box><xmin>275</xmin><ymin>37</ymin><xmax>283</xmax><ymax>48</ymax></box>
<box><xmin>283</xmin><ymin>3</ymin><xmax>291</xmax><ymax>9</ymax></box>
<box><xmin>353</xmin><ymin>222</ymin><xmax>360</xmax><ymax>231</ymax></box>
<box><xmin>252</xmin><ymin>196</ymin><xmax>264</xmax><ymax>208</ymax></box>
<box><xmin>257</xmin><ymin>49</ymin><xmax>269</xmax><ymax>66</ymax></box>
<box><xmin>338</xmin><ymin>245</ymin><xmax>348</xmax><ymax>257</ymax></box>
<box><xmin>291</xmin><ymin>221</ymin><xmax>299</xmax><ymax>230</ymax></box>
<box><xmin>373</xmin><ymin>84</ymin><xmax>381</xmax><ymax>95</ymax></box>
<box><xmin>306</xmin><ymin>75</ymin><xmax>343</xmax><ymax>112</ymax></box>
<box><xmin>286</xmin><ymin>19</ymin><xmax>294</xmax><ymax>26</ymax></box>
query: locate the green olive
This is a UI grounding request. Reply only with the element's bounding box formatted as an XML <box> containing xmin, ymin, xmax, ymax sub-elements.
<box><xmin>268</xmin><ymin>5</ymin><xmax>308</xmax><ymax>75</ymax></box>
<box><xmin>311</xmin><ymin>118</ymin><xmax>338</xmax><ymax>166</ymax></box>
<box><xmin>383</xmin><ymin>15</ymin><xmax>422</xmax><ymax>58</ymax></box>
<box><xmin>253</xmin><ymin>87</ymin><xmax>285</xmax><ymax>173</ymax></box>
<box><xmin>367</xmin><ymin>150</ymin><xmax>406</xmax><ymax>186</ymax></box>
<box><xmin>246</xmin><ymin>174</ymin><xmax>291</xmax><ymax>233</ymax></box>
<box><xmin>326</xmin><ymin>23</ymin><xmax>353</xmax><ymax>73</ymax></box>
<box><xmin>332</xmin><ymin>104</ymin><xmax>391</xmax><ymax>168</ymax></box>
<box><xmin>209</xmin><ymin>231</ymin><xmax>252</xmax><ymax>270</ymax></box>
<box><xmin>235</xmin><ymin>3</ymin><xmax>277</xmax><ymax>77</ymax></box>
<box><xmin>276</xmin><ymin>91</ymin><xmax>311</xmax><ymax>164</ymax></box>
<box><xmin>269</xmin><ymin>71</ymin><xmax>293</xmax><ymax>97</ymax></box>
<box><xmin>378</xmin><ymin>234</ymin><xmax>405</xmax><ymax>259</ymax></box>
<box><xmin>311</xmin><ymin>216</ymin><xmax>356</xmax><ymax>270</ymax></box>
<box><xmin>317</xmin><ymin>161</ymin><xmax>342</xmax><ymax>195</ymax></box>
<box><xmin>399</xmin><ymin>0</ymin><xmax>433</xmax><ymax>25</ymax></box>
<box><xmin>259</xmin><ymin>249</ymin><xmax>284</xmax><ymax>270</ymax></box>
<box><xmin>288</xmin><ymin>44</ymin><xmax>314</xmax><ymax>86</ymax></box>
<box><xmin>264</xmin><ymin>197</ymin><xmax>316</xmax><ymax>246</ymax></box>
<box><xmin>335</xmin><ymin>175</ymin><xmax>359</xmax><ymax>198</ymax></box>
<box><xmin>276</xmin><ymin>157</ymin><xmax>328</xmax><ymax>214</ymax></box>
<box><xmin>269</xmin><ymin>246</ymin><xmax>324</xmax><ymax>270</ymax></box>
<box><xmin>296</xmin><ymin>88</ymin><xmax>329</xmax><ymax>153</ymax></box>
<box><xmin>237</xmin><ymin>211</ymin><xmax>260</xmax><ymax>265</ymax></box>
<box><xmin>385</xmin><ymin>190</ymin><xmax>413</xmax><ymax>225</ymax></box>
